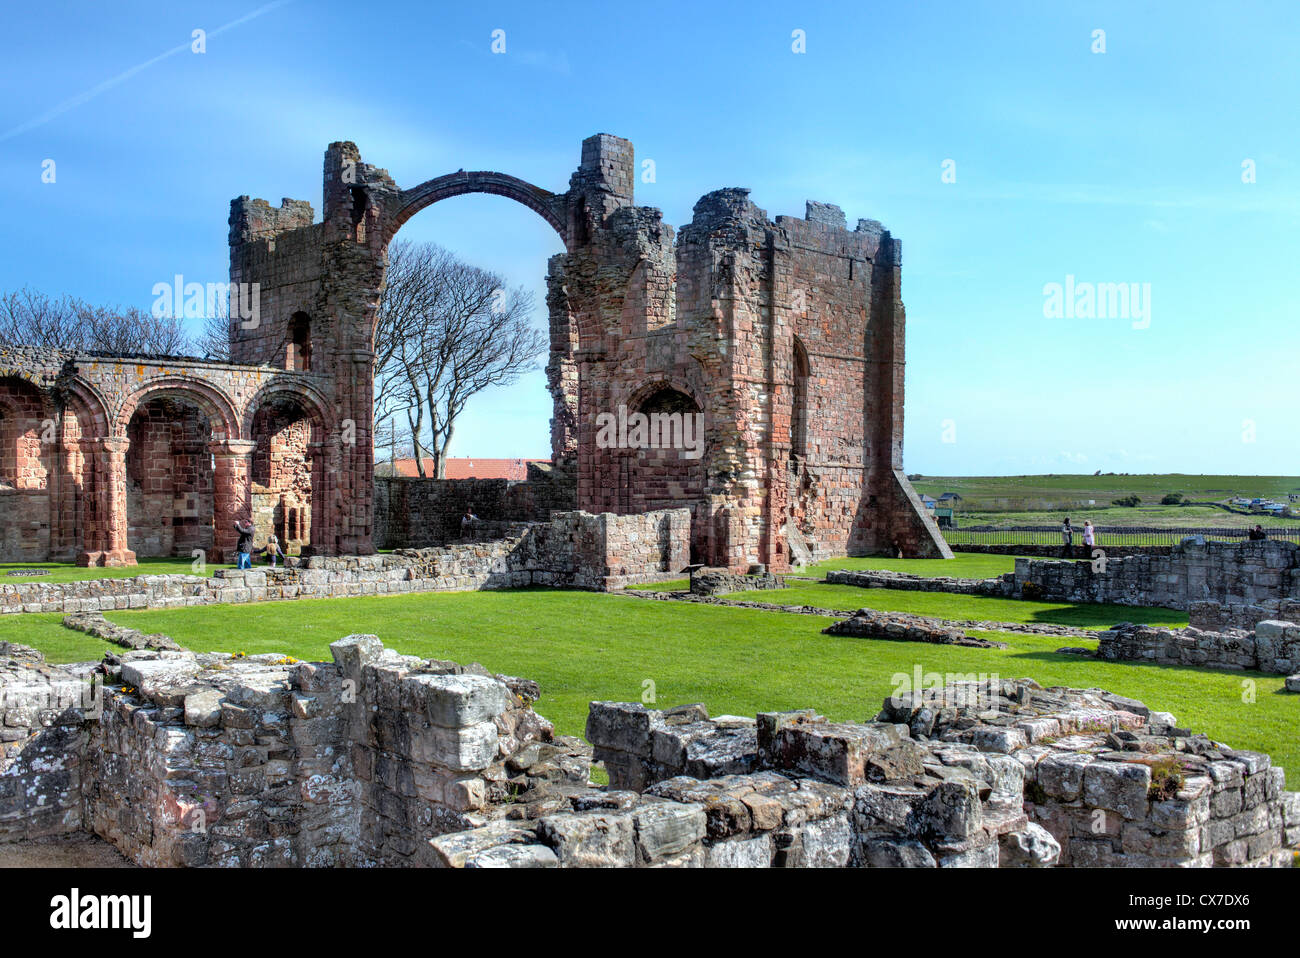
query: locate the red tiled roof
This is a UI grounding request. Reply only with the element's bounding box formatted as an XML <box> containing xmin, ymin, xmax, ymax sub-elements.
<box><xmin>388</xmin><ymin>458</ymin><xmax>549</xmax><ymax>480</ymax></box>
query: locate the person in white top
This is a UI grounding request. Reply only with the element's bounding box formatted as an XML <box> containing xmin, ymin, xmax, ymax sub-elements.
<box><xmin>1083</xmin><ymin>520</ymin><xmax>1096</xmax><ymax>553</ymax></box>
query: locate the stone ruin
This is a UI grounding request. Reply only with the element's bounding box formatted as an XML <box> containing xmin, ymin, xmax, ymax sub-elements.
<box><xmin>0</xmin><ymin>508</ymin><xmax>691</xmax><ymax>616</ymax></box>
<box><xmin>1</xmin><ymin>132</ymin><xmax>946</xmax><ymax>573</ymax></box>
<box><xmin>2</xmin><ymin>635</ymin><xmax>1295</xmax><ymax>867</ymax></box>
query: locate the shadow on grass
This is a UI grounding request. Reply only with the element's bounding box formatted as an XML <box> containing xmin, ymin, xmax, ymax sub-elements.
<box><xmin>1022</xmin><ymin>604</ymin><xmax>1186</xmax><ymax>630</ymax></box>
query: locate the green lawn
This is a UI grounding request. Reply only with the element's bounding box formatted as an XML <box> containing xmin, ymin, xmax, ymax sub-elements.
<box><xmin>626</xmin><ymin>578</ymin><xmax>690</xmax><ymax>591</ymax></box>
<box><xmin>2</xmin><ymin>588</ymin><xmax>1293</xmax><ymax>786</ymax></box>
<box><xmin>0</xmin><ymin>612</ymin><xmax>118</xmax><ymax>661</ymax></box>
<box><xmin>16</xmin><ymin>588</ymin><xmax>1274</xmax><ymax>787</ymax></box>
<box><xmin>624</xmin><ymin>554</ymin><xmax>1024</xmax><ymax>590</ymax></box>
<box><xmin>720</xmin><ymin>582</ymin><xmax>1187</xmax><ymax>630</ymax></box>
<box><xmin>0</xmin><ymin>557</ymin><xmax>222</xmax><ymax>583</ymax></box>
<box><xmin>803</xmin><ymin>553</ymin><xmax>1023</xmax><ymax>580</ymax></box>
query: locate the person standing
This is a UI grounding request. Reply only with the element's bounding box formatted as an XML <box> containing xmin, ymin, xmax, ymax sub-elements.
<box><xmin>234</xmin><ymin>519</ymin><xmax>255</xmax><ymax>570</ymax></box>
<box><xmin>1249</xmin><ymin>524</ymin><xmax>1267</xmax><ymax>541</ymax></box>
<box><xmin>1083</xmin><ymin>520</ymin><xmax>1096</xmax><ymax>554</ymax></box>
<box><xmin>1061</xmin><ymin>517</ymin><xmax>1074</xmax><ymax>557</ymax></box>
<box><xmin>264</xmin><ymin>533</ymin><xmax>282</xmax><ymax>568</ymax></box>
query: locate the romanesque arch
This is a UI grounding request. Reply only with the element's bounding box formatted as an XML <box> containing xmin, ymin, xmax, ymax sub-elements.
<box><xmin>245</xmin><ymin>381</ymin><xmax>330</xmax><ymax>555</ymax></box>
<box><xmin>115</xmin><ymin>379</ymin><xmax>245</xmax><ymax>560</ymax></box>
<box><xmin>385</xmin><ymin>171</ymin><xmax>570</xmax><ymax>247</ymax></box>
<box><xmin>115</xmin><ymin>378</ymin><xmax>240</xmax><ymax>441</ymax></box>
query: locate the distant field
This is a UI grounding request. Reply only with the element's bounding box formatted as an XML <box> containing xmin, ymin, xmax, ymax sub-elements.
<box><xmin>911</xmin><ymin>474</ymin><xmax>1300</xmax><ymax>529</ymax></box>
<box><xmin>911</xmin><ymin>474</ymin><xmax>1300</xmax><ymax>501</ymax></box>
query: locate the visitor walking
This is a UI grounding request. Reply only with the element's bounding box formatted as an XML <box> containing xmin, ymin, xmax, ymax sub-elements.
<box><xmin>234</xmin><ymin>519</ymin><xmax>255</xmax><ymax>570</ymax></box>
<box><xmin>1061</xmin><ymin>517</ymin><xmax>1074</xmax><ymax>557</ymax></box>
<box><xmin>1082</xmin><ymin>520</ymin><xmax>1095</xmax><ymax>554</ymax></box>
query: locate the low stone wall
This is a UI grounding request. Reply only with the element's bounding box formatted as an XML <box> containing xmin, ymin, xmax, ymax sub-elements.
<box><xmin>954</xmin><ymin>543</ymin><xmax>1173</xmax><ymax>559</ymax></box>
<box><xmin>689</xmin><ymin>566</ymin><xmax>784</xmax><ymax>596</ymax></box>
<box><xmin>1097</xmin><ymin>620</ymin><xmax>1300</xmax><ymax>675</ymax></box>
<box><xmin>826</xmin><ymin>568</ymin><xmax>1015</xmax><ymax>596</ymax></box>
<box><xmin>1013</xmin><ymin>539</ymin><xmax>1300</xmax><ymax>613</ymax></box>
<box><xmin>1190</xmin><ymin>598</ymin><xmax>1300</xmax><ymax>632</ymax></box>
<box><xmin>824</xmin><ymin>609</ymin><xmax>1007</xmax><ymax>648</ymax></box>
<box><xmin>825</xmin><ymin>541</ymin><xmax>1300</xmax><ymax>623</ymax></box>
<box><xmin>0</xmin><ymin>509</ymin><xmax>691</xmax><ymax>615</ymax></box>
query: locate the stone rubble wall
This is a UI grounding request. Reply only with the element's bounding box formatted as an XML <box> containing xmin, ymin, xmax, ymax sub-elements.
<box><xmin>373</xmin><ymin>465</ymin><xmax>577</xmax><ymax>549</ymax></box>
<box><xmin>0</xmin><ymin>509</ymin><xmax>691</xmax><ymax>616</ymax></box>
<box><xmin>1014</xmin><ymin>539</ymin><xmax>1300</xmax><ymax>613</ymax></box>
<box><xmin>688</xmin><ymin>566</ymin><xmax>784</xmax><ymax>596</ymax></box>
<box><xmin>9</xmin><ymin>636</ymin><xmax>573</xmax><ymax>867</ymax></box>
<box><xmin>1097</xmin><ymin>620</ymin><xmax>1300</xmax><ymax>675</ymax></box>
<box><xmin>826</xmin><ymin>568</ymin><xmax>1016</xmax><ymax>596</ymax></box>
<box><xmin>825</xmin><ymin>542</ymin><xmax>1300</xmax><ymax>625</ymax></box>
<box><xmin>1190</xmin><ymin>598</ymin><xmax>1300</xmax><ymax>632</ymax></box>
<box><xmin>449</xmin><ymin>678</ymin><xmax>1298</xmax><ymax>868</ymax></box>
<box><xmin>879</xmin><ymin>682</ymin><xmax>1298</xmax><ymax>868</ymax></box>
<box><xmin>3</xmin><ymin>639</ymin><xmax>1297</xmax><ymax>867</ymax></box>
<box><xmin>823</xmin><ymin>608</ymin><xmax>1007</xmax><ymax>648</ymax></box>
<box><xmin>0</xmin><ymin>653</ymin><xmax>98</xmax><ymax>843</ymax></box>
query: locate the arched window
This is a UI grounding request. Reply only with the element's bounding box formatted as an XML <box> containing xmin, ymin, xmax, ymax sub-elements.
<box><xmin>287</xmin><ymin>313</ymin><xmax>312</xmax><ymax>371</ymax></box>
<box><xmin>791</xmin><ymin>337</ymin><xmax>810</xmax><ymax>460</ymax></box>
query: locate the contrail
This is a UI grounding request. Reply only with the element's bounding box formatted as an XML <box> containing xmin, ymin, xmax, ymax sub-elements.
<box><xmin>0</xmin><ymin>0</ymin><xmax>294</xmax><ymax>143</ymax></box>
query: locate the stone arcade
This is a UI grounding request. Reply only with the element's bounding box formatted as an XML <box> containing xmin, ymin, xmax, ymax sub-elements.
<box><xmin>0</xmin><ymin>133</ymin><xmax>946</xmax><ymax>571</ymax></box>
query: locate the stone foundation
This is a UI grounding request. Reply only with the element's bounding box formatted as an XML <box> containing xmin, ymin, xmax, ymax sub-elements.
<box><xmin>826</xmin><ymin>568</ymin><xmax>1015</xmax><ymax>596</ymax></box>
<box><xmin>689</xmin><ymin>566</ymin><xmax>784</xmax><ymax>596</ymax></box>
<box><xmin>823</xmin><ymin>608</ymin><xmax>1008</xmax><ymax>648</ymax></box>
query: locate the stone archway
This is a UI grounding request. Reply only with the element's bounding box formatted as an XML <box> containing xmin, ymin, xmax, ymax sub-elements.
<box><xmin>385</xmin><ymin>171</ymin><xmax>571</xmax><ymax>248</ymax></box>
<box><xmin>115</xmin><ymin>379</ymin><xmax>246</xmax><ymax>564</ymax></box>
<box><xmin>245</xmin><ymin>383</ymin><xmax>330</xmax><ymax>556</ymax></box>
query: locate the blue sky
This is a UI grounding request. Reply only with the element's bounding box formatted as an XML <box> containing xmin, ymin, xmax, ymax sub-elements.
<box><xmin>2</xmin><ymin>0</ymin><xmax>1296</xmax><ymax>474</ymax></box>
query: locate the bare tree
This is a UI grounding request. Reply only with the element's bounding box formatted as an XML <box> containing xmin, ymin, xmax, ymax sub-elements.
<box><xmin>0</xmin><ymin>287</ymin><xmax>187</xmax><ymax>355</ymax></box>
<box><xmin>374</xmin><ymin>241</ymin><xmax>546</xmax><ymax>478</ymax></box>
<box><xmin>195</xmin><ymin>309</ymin><xmax>232</xmax><ymax>361</ymax></box>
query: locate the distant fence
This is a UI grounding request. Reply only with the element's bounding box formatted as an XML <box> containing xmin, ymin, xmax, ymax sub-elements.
<box><xmin>942</xmin><ymin>525</ymin><xmax>1300</xmax><ymax>548</ymax></box>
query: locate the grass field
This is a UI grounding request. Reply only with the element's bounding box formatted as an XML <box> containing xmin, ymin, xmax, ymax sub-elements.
<box><xmin>0</xmin><ymin>557</ymin><xmax>219</xmax><ymax>583</ymax></box>
<box><xmin>912</xmin><ymin>474</ymin><xmax>1300</xmax><ymax>502</ymax></box>
<box><xmin>2</xmin><ymin>588</ymin><xmax>1287</xmax><ymax>786</ymax></box>
<box><xmin>721</xmin><ymin>582</ymin><xmax>1187</xmax><ymax>629</ymax></box>
<box><xmin>955</xmin><ymin>504</ymin><xmax>1300</xmax><ymax>530</ymax></box>
<box><xmin>913</xmin><ymin>474</ymin><xmax>1300</xmax><ymax>530</ymax></box>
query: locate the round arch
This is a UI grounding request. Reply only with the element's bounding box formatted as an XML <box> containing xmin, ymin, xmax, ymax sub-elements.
<box><xmin>59</xmin><ymin>378</ymin><xmax>112</xmax><ymax>438</ymax></box>
<box><xmin>241</xmin><ymin>378</ymin><xmax>332</xmax><ymax>441</ymax></box>
<box><xmin>386</xmin><ymin>171</ymin><xmax>570</xmax><ymax>247</ymax></box>
<box><xmin>115</xmin><ymin>378</ymin><xmax>241</xmax><ymax>441</ymax></box>
<box><xmin>623</xmin><ymin>377</ymin><xmax>703</xmax><ymax>414</ymax></box>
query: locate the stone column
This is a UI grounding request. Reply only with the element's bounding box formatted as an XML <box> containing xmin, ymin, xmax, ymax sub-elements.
<box><xmin>77</xmin><ymin>437</ymin><xmax>135</xmax><ymax>567</ymax></box>
<box><xmin>303</xmin><ymin>439</ymin><xmax>328</xmax><ymax>555</ymax></box>
<box><xmin>53</xmin><ymin>429</ymin><xmax>82</xmax><ymax>561</ymax></box>
<box><xmin>208</xmin><ymin>439</ymin><xmax>256</xmax><ymax>563</ymax></box>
